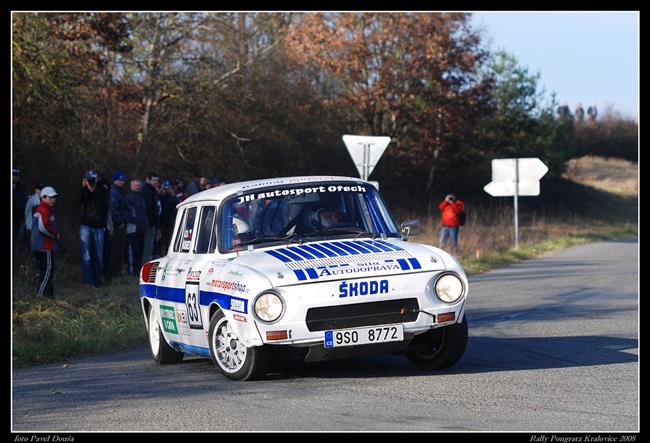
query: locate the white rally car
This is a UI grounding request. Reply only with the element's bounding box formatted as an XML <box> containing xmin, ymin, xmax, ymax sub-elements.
<box><xmin>139</xmin><ymin>176</ymin><xmax>469</xmax><ymax>380</ymax></box>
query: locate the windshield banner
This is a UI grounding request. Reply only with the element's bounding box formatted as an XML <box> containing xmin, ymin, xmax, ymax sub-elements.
<box><xmin>238</xmin><ymin>185</ymin><xmax>367</xmax><ymax>203</ymax></box>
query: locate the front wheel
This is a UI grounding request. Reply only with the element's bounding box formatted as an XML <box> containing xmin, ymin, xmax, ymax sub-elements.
<box><xmin>405</xmin><ymin>316</ymin><xmax>468</xmax><ymax>370</ymax></box>
<box><xmin>208</xmin><ymin>310</ymin><xmax>270</xmax><ymax>381</ymax></box>
<box><xmin>148</xmin><ymin>305</ymin><xmax>184</xmax><ymax>364</ymax></box>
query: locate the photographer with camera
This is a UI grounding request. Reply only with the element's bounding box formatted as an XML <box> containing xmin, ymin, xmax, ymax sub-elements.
<box><xmin>437</xmin><ymin>193</ymin><xmax>465</xmax><ymax>254</ymax></box>
<box><xmin>77</xmin><ymin>169</ymin><xmax>110</xmax><ymax>287</ymax></box>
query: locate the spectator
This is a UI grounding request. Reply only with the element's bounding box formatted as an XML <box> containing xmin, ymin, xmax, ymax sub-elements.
<box><xmin>575</xmin><ymin>102</ymin><xmax>585</xmax><ymax>122</ymax></box>
<box><xmin>157</xmin><ymin>180</ymin><xmax>180</xmax><ymax>256</ymax></box>
<box><xmin>210</xmin><ymin>176</ymin><xmax>226</xmax><ymax>188</ymax></box>
<box><xmin>31</xmin><ymin>186</ymin><xmax>60</xmax><ymax>298</ymax></box>
<box><xmin>199</xmin><ymin>176</ymin><xmax>210</xmax><ymax>191</ymax></box>
<box><xmin>557</xmin><ymin>100</ymin><xmax>570</xmax><ymax>119</ymax></box>
<box><xmin>105</xmin><ymin>171</ymin><xmax>129</xmax><ymax>280</ymax></box>
<box><xmin>24</xmin><ymin>183</ymin><xmax>45</xmax><ymax>251</ymax></box>
<box><xmin>78</xmin><ymin>169</ymin><xmax>110</xmax><ymax>287</ymax></box>
<box><xmin>437</xmin><ymin>193</ymin><xmax>465</xmax><ymax>253</ymax></box>
<box><xmin>125</xmin><ymin>180</ymin><xmax>148</xmax><ymax>275</ymax></box>
<box><xmin>175</xmin><ymin>179</ymin><xmax>187</xmax><ymax>202</ymax></box>
<box><xmin>13</xmin><ymin>168</ymin><xmax>27</xmax><ymax>257</ymax></box>
<box><xmin>185</xmin><ymin>171</ymin><xmax>202</xmax><ymax>197</ymax></box>
<box><xmin>141</xmin><ymin>172</ymin><xmax>160</xmax><ymax>263</ymax></box>
<box><xmin>587</xmin><ymin>102</ymin><xmax>598</xmax><ymax>121</ymax></box>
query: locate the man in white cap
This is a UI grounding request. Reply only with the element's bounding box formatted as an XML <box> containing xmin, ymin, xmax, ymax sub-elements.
<box><xmin>31</xmin><ymin>186</ymin><xmax>60</xmax><ymax>298</ymax></box>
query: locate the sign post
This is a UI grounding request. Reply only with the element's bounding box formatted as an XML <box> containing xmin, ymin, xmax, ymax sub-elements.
<box><xmin>484</xmin><ymin>158</ymin><xmax>548</xmax><ymax>248</ymax></box>
<box><xmin>342</xmin><ymin>135</ymin><xmax>391</xmax><ymax>182</ymax></box>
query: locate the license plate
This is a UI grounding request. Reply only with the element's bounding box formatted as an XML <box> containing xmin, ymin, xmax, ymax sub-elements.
<box><xmin>324</xmin><ymin>324</ymin><xmax>404</xmax><ymax>348</ymax></box>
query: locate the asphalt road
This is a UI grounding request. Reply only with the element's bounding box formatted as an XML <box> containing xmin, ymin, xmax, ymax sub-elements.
<box><xmin>12</xmin><ymin>238</ymin><xmax>639</xmax><ymax>432</ymax></box>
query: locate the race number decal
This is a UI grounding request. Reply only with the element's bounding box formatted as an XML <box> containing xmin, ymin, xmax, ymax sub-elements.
<box><xmin>185</xmin><ymin>282</ymin><xmax>203</xmax><ymax>330</ymax></box>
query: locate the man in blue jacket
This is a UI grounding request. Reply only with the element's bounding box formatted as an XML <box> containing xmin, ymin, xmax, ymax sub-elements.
<box><xmin>105</xmin><ymin>171</ymin><xmax>129</xmax><ymax>280</ymax></box>
<box><xmin>125</xmin><ymin>180</ymin><xmax>149</xmax><ymax>276</ymax></box>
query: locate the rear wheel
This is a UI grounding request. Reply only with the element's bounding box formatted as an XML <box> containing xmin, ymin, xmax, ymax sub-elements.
<box><xmin>148</xmin><ymin>305</ymin><xmax>184</xmax><ymax>364</ymax></box>
<box><xmin>405</xmin><ymin>316</ymin><xmax>468</xmax><ymax>370</ymax></box>
<box><xmin>208</xmin><ymin>310</ymin><xmax>270</xmax><ymax>381</ymax></box>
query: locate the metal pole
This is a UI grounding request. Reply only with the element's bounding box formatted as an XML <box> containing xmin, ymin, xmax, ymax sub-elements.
<box><xmin>514</xmin><ymin>158</ymin><xmax>519</xmax><ymax>248</ymax></box>
<box><xmin>362</xmin><ymin>143</ymin><xmax>370</xmax><ymax>180</ymax></box>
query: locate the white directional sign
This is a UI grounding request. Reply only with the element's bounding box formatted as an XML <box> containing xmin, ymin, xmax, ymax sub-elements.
<box><xmin>483</xmin><ymin>180</ymin><xmax>540</xmax><ymax>197</ymax></box>
<box><xmin>483</xmin><ymin>157</ymin><xmax>549</xmax><ymax>248</ymax></box>
<box><xmin>484</xmin><ymin>158</ymin><xmax>548</xmax><ymax>196</ymax></box>
<box><xmin>342</xmin><ymin>135</ymin><xmax>391</xmax><ymax>180</ymax></box>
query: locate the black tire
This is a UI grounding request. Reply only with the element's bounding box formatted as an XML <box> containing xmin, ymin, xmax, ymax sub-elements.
<box><xmin>405</xmin><ymin>315</ymin><xmax>468</xmax><ymax>370</ymax></box>
<box><xmin>148</xmin><ymin>305</ymin><xmax>184</xmax><ymax>364</ymax></box>
<box><xmin>207</xmin><ymin>310</ymin><xmax>270</xmax><ymax>381</ymax></box>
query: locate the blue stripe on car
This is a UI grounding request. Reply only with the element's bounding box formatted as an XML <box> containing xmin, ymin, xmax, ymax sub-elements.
<box><xmin>140</xmin><ymin>284</ymin><xmax>248</xmax><ymax>313</ymax></box>
<box><xmin>309</xmin><ymin>243</ymin><xmax>338</xmax><ymax>257</ymax></box>
<box><xmin>329</xmin><ymin>241</ymin><xmax>360</xmax><ymax>255</ymax></box>
<box><xmin>298</xmin><ymin>244</ymin><xmax>326</xmax><ymax>258</ymax></box>
<box><xmin>396</xmin><ymin>258</ymin><xmax>411</xmax><ymax>270</ymax></box>
<box><xmin>376</xmin><ymin>240</ymin><xmax>404</xmax><ymax>251</ymax></box>
<box><xmin>305</xmin><ymin>268</ymin><xmax>319</xmax><ymax>279</ymax></box>
<box><xmin>266</xmin><ymin>249</ymin><xmax>293</xmax><ymax>263</ymax></box>
<box><xmin>340</xmin><ymin>241</ymin><xmax>373</xmax><ymax>254</ymax></box>
<box><xmin>293</xmin><ymin>269</ymin><xmax>307</xmax><ymax>281</ymax></box>
<box><xmin>408</xmin><ymin>258</ymin><xmax>422</xmax><ymax>269</ymax></box>
<box><xmin>362</xmin><ymin>240</ymin><xmax>392</xmax><ymax>252</ymax></box>
<box><xmin>287</xmin><ymin>246</ymin><xmax>318</xmax><ymax>260</ymax></box>
<box><xmin>170</xmin><ymin>342</ymin><xmax>211</xmax><ymax>357</ymax></box>
<box><xmin>277</xmin><ymin>248</ymin><xmax>305</xmax><ymax>262</ymax></box>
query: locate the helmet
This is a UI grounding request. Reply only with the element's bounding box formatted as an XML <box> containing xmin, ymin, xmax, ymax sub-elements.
<box><xmin>232</xmin><ymin>214</ymin><xmax>251</xmax><ymax>235</ymax></box>
<box><xmin>302</xmin><ymin>205</ymin><xmax>341</xmax><ymax>230</ymax></box>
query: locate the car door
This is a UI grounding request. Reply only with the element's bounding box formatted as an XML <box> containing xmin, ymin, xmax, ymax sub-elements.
<box><xmin>159</xmin><ymin>205</ymin><xmax>198</xmax><ymax>345</ymax></box>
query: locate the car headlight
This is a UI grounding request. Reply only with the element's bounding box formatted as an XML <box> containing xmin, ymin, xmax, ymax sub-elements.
<box><xmin>434</xmin><ymin>273</ymin><xmax>464</xmax><ymax>303</ymax></box>
<box><xmin>254</xmin><ymin>292</ymin><xmax>284</xmax><ymax>322</ymax></box>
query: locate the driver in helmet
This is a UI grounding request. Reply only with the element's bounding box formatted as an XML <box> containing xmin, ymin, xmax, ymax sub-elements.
<box><xmin>318</xmin><ymin>207</ymin><xmax>342</xmax><ymax>227</ymax></box>
<box><xmin>232</xmin><ymin>214</ymin><xmax>253</xmax><ymax>246</ymax></box>
<box><xmin>303</xmin><ymin>204</ymin><xmax>343</xmax><ymax>231</ymax></box>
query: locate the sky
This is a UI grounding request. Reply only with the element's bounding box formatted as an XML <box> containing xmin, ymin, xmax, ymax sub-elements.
<box><xmin>471</xmin><ymin>12</ymin><xmax>639</xmax><ymax>120</ymax></box>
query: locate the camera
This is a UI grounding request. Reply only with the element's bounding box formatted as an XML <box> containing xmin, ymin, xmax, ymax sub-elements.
<box><xmin>84</xmin><ymin>170</ymin><xmax>98</xmax><ymax>186</ymax></box>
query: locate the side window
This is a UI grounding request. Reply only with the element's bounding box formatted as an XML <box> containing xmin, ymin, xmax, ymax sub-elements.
<box><xmin>194</xmin><ymin>206</ymin><xmax>216</xmax><ymax>254</ymax></box>
<box><xmin>174</xmin><ymin>207</ymin><xmax>197</xmax><ymax>253</ymax></box>
<box><xmin>173</xmin><ymin>209</ymin><xmax>187</xmax><ymax>252</ymax></box>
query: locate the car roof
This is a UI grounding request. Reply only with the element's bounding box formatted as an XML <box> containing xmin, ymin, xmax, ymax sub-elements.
<box><xmin>179</xmin><ymin>175</ymin><xmax>372</xmax><ymax>207</ymax></box>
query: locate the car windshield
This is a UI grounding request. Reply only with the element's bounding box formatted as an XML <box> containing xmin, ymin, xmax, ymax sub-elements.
<box><xmin>220</xmin><ymin>183</ymin><xmax>399</xmax><ymax>252</ymax></box>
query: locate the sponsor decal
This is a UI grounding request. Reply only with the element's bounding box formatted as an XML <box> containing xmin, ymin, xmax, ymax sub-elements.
<box><xmin>233</xmin><ymin>314</ymin><xmax>247</xmax><ymax>323</ymax></box>
<box><xmin>176</xmin><ymin>308</ymin><xmax>188</xmax><ymax>325</ymax></box>
<box><xmin>238</xmin><ymin>185</ymin><xmax>367</xmax><ymax>203</ymax></box>
<box><xmin>207</xmin><ymin>267</ymin><xmax>214</xmax><ymax>274</ymax></box>
<box><xmin>186</xmin><ymin>269</ymin><xmax>201</xmax><ymax>281</ymax></box>
<box><xmin>159</xmin><ymin>305</ymin><xmax>178</xmax><ymax>334</ymax></box>
<box><xmin>228</xmin><ymin>270</ymin><xmax>243</xmax><ymax>277</ymax></box>
<box><xmin>175</xmin><ymin>307</ymin><xmax>190</xmax><ymax>335</ymax></box>
<box><xmin>210</xmin><ymin>279</ymin><xmax>249</xmax><ymax>294</ymax></box>
<box><xmin>230</xmin><ymin>299</ymin><xmax>246</xmax><ymax>313</ymax></box>
<box><xmin>339</xmin><ymin>279</ymin><xmax>389</xmax><ymax>298</ymax></box>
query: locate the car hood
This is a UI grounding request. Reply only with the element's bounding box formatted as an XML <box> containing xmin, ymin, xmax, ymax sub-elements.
<box><xmin>230</xmin><ymin>238</ymin><xmax>446</xmax><ymax>287</ymax></box>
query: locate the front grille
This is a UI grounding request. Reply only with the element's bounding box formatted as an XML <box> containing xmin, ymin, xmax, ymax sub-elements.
<box><xmin>305</xmin><ymin>298</ymin><xmax>420</xmax><ymax>332</ymax></box>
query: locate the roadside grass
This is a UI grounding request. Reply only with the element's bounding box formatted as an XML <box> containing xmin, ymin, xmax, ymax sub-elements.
<box><xmin>12</xmin><ymin>263</ymin><xmax>146</xmax><ymax>368</ymax></box>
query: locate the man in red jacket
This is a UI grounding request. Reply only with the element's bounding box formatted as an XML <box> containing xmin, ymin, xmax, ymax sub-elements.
<box><xmin>438</xmin><ymin>193</ymin><xmax>464</xmax><ymax>253</ymax></box>
<box><xmin>31</xmin><ymin>186</ymin><xmax>60</xmax><ymax>298</ymax></box>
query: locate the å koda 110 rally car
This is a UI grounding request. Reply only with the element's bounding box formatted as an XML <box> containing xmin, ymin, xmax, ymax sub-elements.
<box><xmin>139</xmin><ymin>176</ymin><xmax>469</xmax><ymax>380</ymax></box>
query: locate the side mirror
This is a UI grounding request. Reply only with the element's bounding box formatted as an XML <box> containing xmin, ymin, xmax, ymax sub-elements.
<box><xmin>400</xmin><ymin>220</ymin><xmax>420</xmax><ymax>241</ymax></box>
